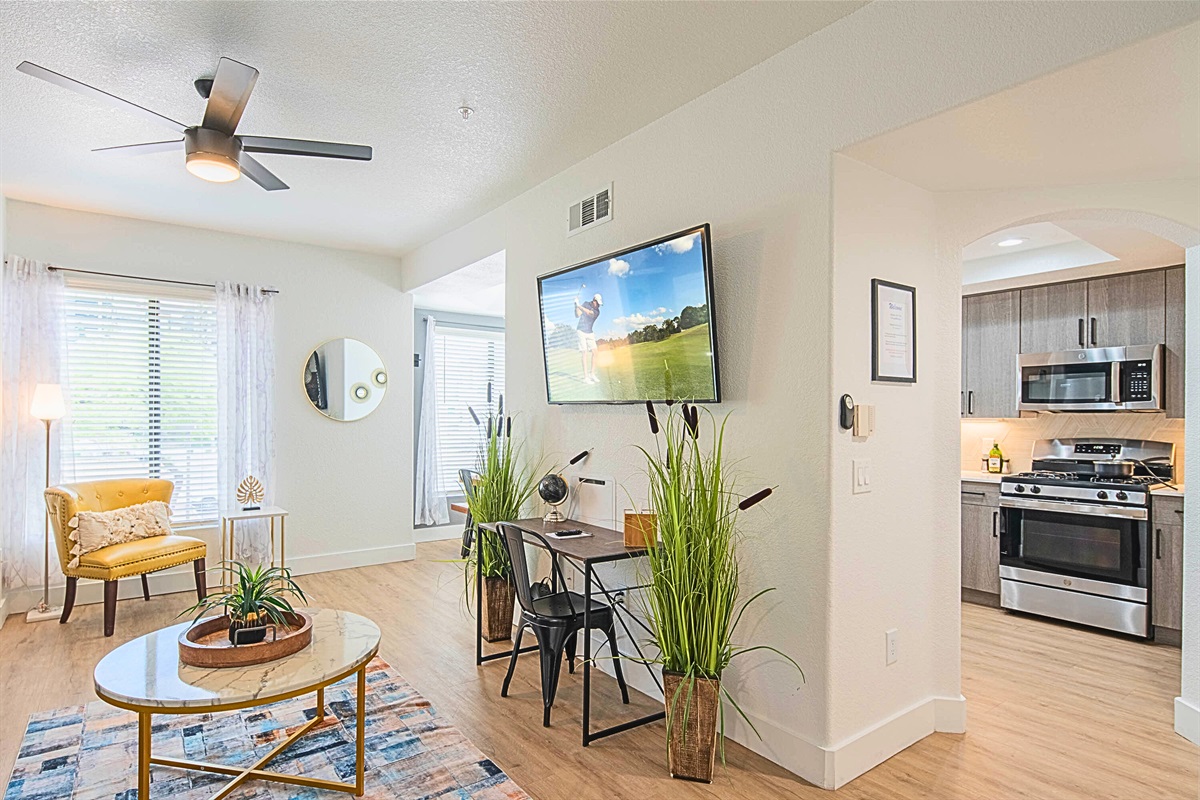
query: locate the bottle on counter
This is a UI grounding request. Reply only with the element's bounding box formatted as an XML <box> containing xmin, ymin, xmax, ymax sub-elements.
<box><xmin>987</xmin><ymin>442</ymin><xmax>1004</xmax><ymax>474</ymax></box>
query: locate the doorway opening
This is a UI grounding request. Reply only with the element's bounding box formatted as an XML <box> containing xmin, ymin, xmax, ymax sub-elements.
<box><xmin>411</xmin><ymin>250</ymin><xmax>506</xmax><ymax>539</ymax></box>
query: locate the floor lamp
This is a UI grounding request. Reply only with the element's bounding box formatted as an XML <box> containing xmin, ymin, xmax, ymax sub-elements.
<box><xmin>26</xmin><ymin>383</ymin><xmax>66</xmax><ymax>623</ymax></box>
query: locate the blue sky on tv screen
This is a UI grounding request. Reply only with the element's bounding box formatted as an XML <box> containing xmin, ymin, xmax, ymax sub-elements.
<box><xmin>539</xmin><ymin>230</ymin><xmax>709</xmax><ymax>341</ymax></box>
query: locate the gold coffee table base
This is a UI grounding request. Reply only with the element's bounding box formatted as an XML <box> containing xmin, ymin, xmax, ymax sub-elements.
<box><xmin>132</xmin><ymin>663</ymin><xmax>367</xmax><ymax>800</ymax></box>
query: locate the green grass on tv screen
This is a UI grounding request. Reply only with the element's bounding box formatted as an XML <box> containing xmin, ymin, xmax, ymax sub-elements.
<box><xmin>545</xmin><ymin>323</ymin><xmax>716</xmax><ymax>403</ymax></box>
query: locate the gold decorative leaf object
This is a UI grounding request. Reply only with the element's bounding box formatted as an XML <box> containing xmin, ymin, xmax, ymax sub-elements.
<box><xmin>236</xmin><ymin>475</ymin><xmax>265</xmax><ymax>507</ymax></box>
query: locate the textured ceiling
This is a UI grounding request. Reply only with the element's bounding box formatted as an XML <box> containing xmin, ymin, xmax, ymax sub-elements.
<box><xmin>413</xmin><ymin>250</ymin><xmax>506</xmax><ymax>316</ymax></box>
<box><xmin>844</xmin><ymin>21</ymin><xmax>1200</xmax><ymax>191</ymax></box>
<box><xmin>0</xmin><ymin>1</ymin><xmax>862</xmax><ymax>255</ymax></box>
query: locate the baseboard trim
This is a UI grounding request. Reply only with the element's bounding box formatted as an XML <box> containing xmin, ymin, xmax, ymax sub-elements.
<box><xmin>2</xmin><ymin>542</ymin><xmax>417</xmax><ymax>619</ymax></box>
<box><xmin>414</xmin><ymin>524</ymin><xmax>462</xmax><ymax>544</ymax></box>
<box><xmin>0</xmin><ymin>593</ymin><xmax>8</xmax><ymax>630</ymax></box>
<box><xmin>1176</xmin><ymin>697</ymin><xmax>1200</xmax><ymax>745</ymax></box>
<box><xmin>826</xmin><ymin>695</ymin><xmax>965</xmax><ymax>788</ymax></box>
<box><xmin>934</xmin><ymin>694</ymin><xmax>968</xmax><ymax>733</ymax></box>
<box><xmin>721</xmin><ymin>693</ymin><xmax>965</xmax><ymax>789</ymax></box>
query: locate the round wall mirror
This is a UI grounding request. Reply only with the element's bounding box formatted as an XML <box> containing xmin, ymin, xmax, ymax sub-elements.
<box><xmin>303</xmin><ymin>338</ymin><xmax>387</xmax><ymax>421</ymax></box>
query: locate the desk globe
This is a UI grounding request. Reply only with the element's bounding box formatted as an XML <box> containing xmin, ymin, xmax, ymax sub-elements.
<box><xmin>538</xmin><ymin>473</ymin><xmax>569</xmax><ymax>522</ymax></box>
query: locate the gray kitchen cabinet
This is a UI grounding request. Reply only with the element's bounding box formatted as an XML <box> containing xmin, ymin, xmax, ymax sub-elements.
<box><xmin>1085</xmin><ymin>270</ymin><xmax>1166</xmax><ymax>348</ymax></box>
<box><xmin>1165</xmin><ymin>267</ymin><xmax>1186</xmax><ymax>419</ymax></box>
<box><xmin>961</xmin><ymin>301</ymin><xmax>969</xmax><ymax>415</ymax></box>
<box><xmin>962</xmin><ymin>291</ymin><xmax>1021</xmax><ymax>418</ymax></box>
<box><xmin>1020</xmin><ymin>281</ymin><xmax>1088</xmax><ymax>353</ymax></box>
<box><xmin>961</xmin><ymin>485</ymin><xmax>1001</xmax><ymax>595</ymax></box>
<box><xmin>1152</xmin><ymin>496</ymin><xmax>1184</xmax><ymax>632</ymax></box>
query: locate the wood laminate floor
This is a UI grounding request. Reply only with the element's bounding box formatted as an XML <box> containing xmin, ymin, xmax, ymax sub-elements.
<box><xmin>1</xmin><ymin>540</ymin><xmax>1196</xmax><ymax>799</ymax></box>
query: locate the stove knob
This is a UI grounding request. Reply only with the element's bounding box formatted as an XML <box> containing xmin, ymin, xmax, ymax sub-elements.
<box><xmin>1116</xmin><ymin>491</ymin><xmax>1128</xmax><ymax>501</ymax></box>
<box><xmin>1097</xmin><ymin>490</ymin><xmax>1109</xmax><ymax>500</ymax></box>
<box><xmin>1030</xmin><ymin>485</ymin><xmax>1041</xmax><ymax>495</ymax></box>
<box><xmin>1014</xmin><ymin>485</ymin><xmax>1026</xmax><ymax>493</ymax></box>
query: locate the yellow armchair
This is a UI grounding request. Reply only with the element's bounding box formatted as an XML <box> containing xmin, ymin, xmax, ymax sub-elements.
<box><xmin>44</xmin><ymin>478</ymin><xmax>208</xmax><ymax>637</ymax></box>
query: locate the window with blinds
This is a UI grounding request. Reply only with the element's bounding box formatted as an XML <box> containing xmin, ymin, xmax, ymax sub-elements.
<box><xmin>433</xmin><ymin>326</ymin><xmax>505</xmax><ymax>496</ymax></box>
<box><xmin>63</xmin><ymin>282</ymin><xmax>219</xmax><ymax>524</ymax></box>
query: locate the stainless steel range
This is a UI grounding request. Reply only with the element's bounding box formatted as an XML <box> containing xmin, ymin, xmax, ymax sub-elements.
<box><xmin>998</xmin><ymin>438</ymin><xmax>1176</xmax><ymax>638</ymax></box>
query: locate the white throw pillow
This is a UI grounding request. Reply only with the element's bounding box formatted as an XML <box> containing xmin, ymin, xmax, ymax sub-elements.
<box><xmin>67</xmin><ymin>501</ymin><xmax>173</xmax><ymax>568</ymax></box>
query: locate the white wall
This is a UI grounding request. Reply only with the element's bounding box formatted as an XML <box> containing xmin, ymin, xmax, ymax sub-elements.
<box><xmin>827</xmin><ymin>156</ymin><xmax>962</xmax><ymax>783</ymax></box>
<box><xmin>0</xmin><ymin>193</ymin><xmax>6</xmax><ymax>627</ymax></box>
<box><xmin>1182</xmin><ymin>243</ymin><xmax>1200</xmax><ymax>745</ymax></box>
<box><xmin>399</xmin><ymin>2</ymin><xmax>1200</xmax><ymax>787</ymax></box>
<box><xmin>4</xmin><ymin>199</ymin><xmax>414</xmax><ymax>610</ymax></box>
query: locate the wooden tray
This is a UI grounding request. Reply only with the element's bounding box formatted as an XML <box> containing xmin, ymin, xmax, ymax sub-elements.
<box><xmin>178</xmin><ymin>611</ymin><xmax>313</xmax><ymax>668</ymax></box>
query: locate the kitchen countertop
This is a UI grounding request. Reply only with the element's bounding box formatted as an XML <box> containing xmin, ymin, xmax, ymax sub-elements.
<box><xmin>961</xmin><ymin>471</ymin><xmax>1003</xmax><ymax>484</ymax></box>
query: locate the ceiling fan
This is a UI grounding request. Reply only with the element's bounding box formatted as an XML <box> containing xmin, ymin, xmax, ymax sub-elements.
<box><xmin>15</xmin><ymin>57</ymin><xmax>372</xmax><ymax>191</ymax></box>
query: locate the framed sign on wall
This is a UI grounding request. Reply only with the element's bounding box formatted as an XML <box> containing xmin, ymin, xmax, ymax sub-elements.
<box><xmin>871</xmin><ymin>279</ymin><xmax>916</xmax><ymax>383</ymax></box>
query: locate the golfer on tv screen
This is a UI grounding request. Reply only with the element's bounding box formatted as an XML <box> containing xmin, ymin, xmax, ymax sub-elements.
<box><xmin>575</xmin><ymin>292</ymin><xmax>602</xmax><ymax>384</ymax></box>
<box><xmin>538</xmin><ymin>228</ymin><xmax>715</xmax><ymax>403</ymax></box>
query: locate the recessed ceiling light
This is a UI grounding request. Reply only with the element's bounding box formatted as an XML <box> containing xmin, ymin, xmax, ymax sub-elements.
<box><xmin>996</xmin><ymin>238</ymin><xmax>1026</xmax><ymax>247</ymax></box>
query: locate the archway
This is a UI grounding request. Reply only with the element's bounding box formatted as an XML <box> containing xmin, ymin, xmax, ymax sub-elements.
<box><xmin>954</xmin><ymin>206</ymin><xmax>1198</xmax><ymax>746</ymax></box>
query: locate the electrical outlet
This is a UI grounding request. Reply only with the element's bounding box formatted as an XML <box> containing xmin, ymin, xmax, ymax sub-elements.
<box><xmin>853</xmin><ymin>459</ymin><xmax>872</xmax><ymax>494</ymax></box>
<box><xmin>886</xmin><ymin>629</ymin><xmax>898</xmax><ymax>665</ymax></box>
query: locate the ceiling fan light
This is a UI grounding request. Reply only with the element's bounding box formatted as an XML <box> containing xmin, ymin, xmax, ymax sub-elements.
<box><xmin>185</xmin><ymin>151</ymin><xmax>241</xmax><ymax>182</ymax></box>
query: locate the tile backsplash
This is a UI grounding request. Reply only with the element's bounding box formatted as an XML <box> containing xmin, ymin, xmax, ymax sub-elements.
<box><xmin>961</xmin><ymin>413</ymin><xmax>1185</xmax><ymax>481</ymax></box>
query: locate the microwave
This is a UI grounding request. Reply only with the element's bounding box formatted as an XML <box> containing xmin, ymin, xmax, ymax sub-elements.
<box><xmin>1017</xmin><ymin>344</ymin><xmax>1163</xmax><ymax>412</ymax></box>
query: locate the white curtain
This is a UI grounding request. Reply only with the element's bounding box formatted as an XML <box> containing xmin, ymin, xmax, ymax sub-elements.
<box><xmin>0</xmin><ymin>257</ymin><xmax>66</xmax><ymax>599</ymax></box>
<box><xmin>415</xmin><ymin>316</ymin><xmax>448</xmax><ymax>526</ymax></box>
<box><xmin>216</xmin><ymin>282</ymin><xmax>276</xmax><ymax>567</ymax></box>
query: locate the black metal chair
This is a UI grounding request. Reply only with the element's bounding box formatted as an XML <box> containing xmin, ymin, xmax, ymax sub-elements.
<box><xmin>458</xmin><ymin>468</ymin><xmax>480</xmax><ymax>558</ymax></box>
<box><xmin>496</xmin><ymin>523</ymin><xmax>630</xmax><ymax>727</ymax></box>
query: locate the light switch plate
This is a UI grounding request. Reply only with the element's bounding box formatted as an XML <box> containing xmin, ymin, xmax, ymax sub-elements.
<box><xmin>853</xmin><ymin>459</ymin><xmax>871</xmax><ymax>494</ymax></box>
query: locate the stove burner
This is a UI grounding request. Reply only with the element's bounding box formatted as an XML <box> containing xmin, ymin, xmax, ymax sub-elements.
<box><xmin>1014</xmin><ymin>471</ymin><xmax>1080</xmax><ymax>481</ymax></box>
<box><xmin>1089</xmin><ymin>475</ymin><xmax>1160</xmax><ymax>487</ymax></box>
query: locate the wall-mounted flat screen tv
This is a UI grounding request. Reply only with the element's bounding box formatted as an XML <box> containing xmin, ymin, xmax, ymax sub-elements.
<box><xmin>537</xmin><ymin>223</ymin><xmax>720</xmax><ymax>405</ymax></box>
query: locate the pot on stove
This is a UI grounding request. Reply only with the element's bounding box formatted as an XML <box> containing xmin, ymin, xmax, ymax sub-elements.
<box><xmin>1094</xmin><ymin>459</ymin><xmax>1137</xmax><ymax>479</ymax></box>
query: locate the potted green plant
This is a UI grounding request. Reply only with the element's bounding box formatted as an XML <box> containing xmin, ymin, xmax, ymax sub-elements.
<box><xmin>466</xmin><ymin>398</ymin><xmax>542</xmax><ymax>642</ymax></box>
<box><xmin>636</xmin><ymin>401</ymin><xmax>801</xmax><ymax>783</ymax></box>
<box><xmin>181</xmin><ymin>562</ymin><xmax>308</xmax><ymax>644</ymax></box>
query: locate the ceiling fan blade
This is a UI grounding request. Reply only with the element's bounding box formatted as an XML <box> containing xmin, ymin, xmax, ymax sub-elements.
<box><xmin>239</xmin><ymin>135</ymin><xmax>372</xmax><ymax>161</ymax></box>
<box><xmin>237</xmin><ymin>152</ymin><xmax>288</xmax><ymax>191</ymax></box>
<box><xmin>92</xmin><ymin>139</ymin><xmax>184</xmax><ymax>156</ymax></box>
<box><xmin>201</xmin><ymin>57</ymin><xmax>259</xmax><ymax>136</ymax></box>
<box><xmin>16</xmin><ymin>61</ymin><xmax>186</xmax><ymax>133</ymax></box>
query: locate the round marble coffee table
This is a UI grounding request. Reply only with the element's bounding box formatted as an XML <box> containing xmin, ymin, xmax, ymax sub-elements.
<box><xmin>94</xmin><ymin>608</ymin><xmax>380</xmax><ymax>799</ymax></box>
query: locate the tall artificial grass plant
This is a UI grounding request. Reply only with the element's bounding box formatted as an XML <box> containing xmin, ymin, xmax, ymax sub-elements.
<box><xmin>636</xmin><ymin>400</ymin><xmax>801</xmax><ymax>780</ymax></box>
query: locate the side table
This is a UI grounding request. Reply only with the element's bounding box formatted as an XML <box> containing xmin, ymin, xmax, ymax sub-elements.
<box><xmin>220</xmin><ymin>506</ymin><xmax>289</xmax><ymax>585</ymax></box>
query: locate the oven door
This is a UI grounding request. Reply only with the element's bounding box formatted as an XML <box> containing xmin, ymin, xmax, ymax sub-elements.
<box><xmin>999</xmin><ymin>497</ymin><xmax>1146</xmax><ymax>587</ymax></box>
<box><xmin>1018</xmin><ymin>351</ymin><xmax>1118</xmax><ymax>412</ymax></box>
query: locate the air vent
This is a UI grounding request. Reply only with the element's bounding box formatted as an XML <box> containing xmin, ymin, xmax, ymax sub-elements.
<box><xmin>568</xmin><ymin>183</ymin><xmax>612</xmax><ymax>237</ymax></box>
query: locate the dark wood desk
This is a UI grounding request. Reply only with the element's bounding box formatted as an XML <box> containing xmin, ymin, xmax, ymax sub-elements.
<box><xmin>476</xmin><ymin>517</ymin><xmax>663</xmax><ymax>746</ymax></box>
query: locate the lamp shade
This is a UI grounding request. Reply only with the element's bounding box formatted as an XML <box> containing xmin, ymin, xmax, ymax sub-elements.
<box><xmin>30</xmin><ymin>383</ymin><xmax>66</xmax><ymax>421</ymax></box>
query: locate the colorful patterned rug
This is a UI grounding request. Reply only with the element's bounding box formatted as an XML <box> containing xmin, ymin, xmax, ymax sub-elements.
<box><xmin>5</xmin><ymin>657</ymin><xmax>529</xmax><ymax>799</ymax></box>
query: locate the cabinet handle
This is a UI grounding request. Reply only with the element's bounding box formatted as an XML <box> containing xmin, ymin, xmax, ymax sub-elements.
<box><xmin>1090</xmin><ymin>317</ymin><xmax>1097</xmax><ymax>346</ymax></box>
<box><xmin>962</xmin><ymin>491</ymin><xmax>986</xmax><ymax>497</ymax></box>
<box><xmin>1155</xmin><ymin>528</ymin><xmax>1162</xmax><ymax>560</ymax></box>
<box><xmin>993</xmin><ymin>511</ymin><xmax>999</xmax><ymax>538</ymax></box>
<box><xmin>1078</xmin><ymin>318</ymin><xmax>1086</xmax><ymax>348</ymax></box>
<box><xmin>961</xmin><ymin>391</ymin><xmax>965</xmax><ymax>416</ymax></box>
<box><xmin>967</xmin><ymin>391</ymin><xmax>975</xmax><ymax>415</ymax></box>
<box><xmin>1175</xmin><ymin>509</ymin><xmax>1183</xmax><ymax>515</ymax></box>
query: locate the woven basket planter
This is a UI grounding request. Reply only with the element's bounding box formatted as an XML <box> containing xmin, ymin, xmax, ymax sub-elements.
<box><xmin>481</xmin><ymin>576</ymin><xmax>515</xmax><ymax>642</ymax></box>
<box><xmin>663</xmin><ymin>671</ymin><xmax>720</xmax><ymax>783</ymax></box>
